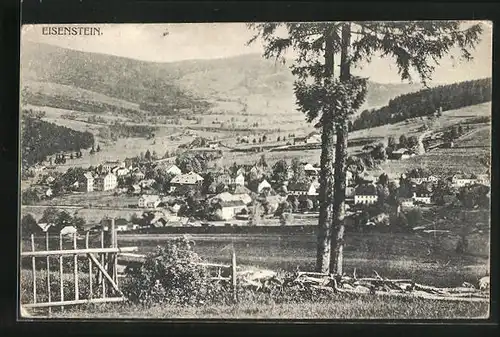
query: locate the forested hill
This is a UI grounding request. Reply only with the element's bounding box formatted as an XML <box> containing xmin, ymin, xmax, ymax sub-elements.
<box><xmin>352</xmin><ymin>78</ymin><xmax>492</xmax><ymax>131</ymax></box>
<box><xmin>21</xmin><ymin>111</ymin><xmax>95</xmax><ymax>167</ymax></box>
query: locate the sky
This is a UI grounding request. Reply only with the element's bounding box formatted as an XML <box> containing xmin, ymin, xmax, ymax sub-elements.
<box><xmin>21</xmin><ymin>22</ymin><xmax>492</xmax><ymax>84</ymax></box>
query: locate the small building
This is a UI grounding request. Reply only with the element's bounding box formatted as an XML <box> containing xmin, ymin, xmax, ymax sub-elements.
<box><xmin>303</xmin><ymin>163</ymin><xmax>320</xmax><ymax>176</ymax></box>
<box><xmin>45</xmin><ymin>176</ymin><xmax>56</xmax><ymax>185</ymax></box>
<box><xmin>451</xmin><ymin>174</ymin><xmax>477</xmax><ymax>188</ymax></box>
<box><xmin>169</xmin><ymin>172</ymin><xmax>204</xmax><ymax>192</ymax></box>
<box><xmin>128</xmin><ymin>184</ymin><xmax>142</xmax><ymax>195</ymax></box>
<box><xmin>29</xmin><ymin>164</ymin><xmax>46</xmax><ymax>175</ymax></box>
<box><xmin>208</xmin><ymin>141</ymin><xmax>220</xmax><ymax>149</ymax></box>
<box><xmin>234</xmin><ymin>173</ymin><xmax>245</xmax><ymax>187</ymax></box>
<box><xmin>37</xmin><ymin>222</ymin><xmax>54</xmax><ymax>232</ymax></box>
<box><xmin>232</xmin><ymin>185</ymin><xmax>253</xmax><ymax>204</ymax></box>
<box><xmin>45</xmin><ymin>188</ymin><xmax>53</xmax><ymax>198</ymax></box>
<box><xmin>138</xmin><ymin>179</ymin><xmax>156</xmax><ymax>189</ymax></box>
<box><xmin>354</xmin><ymin>184</ymin><xmax>379</xmax><ymax>205</ymax></box>
<box><xmin>166</xmin><ymin>164</ymin><xmax>182</xmax><ymax>176</ymax></box>
<box><xmin>102</xmin><ymin>161</ymin><xmax>125</xmax><ymax>173</ymax></box>
<box><xmin>82</xmin><ymin>172</ymin><xmax>94</xmax><ymax>192</ymax></box>
<box><xmin>410</xmin><ymin>175</ymin><xmax>439</xmax><ymax>185</ymax></box>
<box><xmin>112</xmin><ymin>167</ymin><xmax>130</xmax><ymax>177</ymax></box>
<box><xmin>305</xmin><ymin>132</ymin><xmax>321</xmax><ymax>144</ymax></box>
<box><xmin>293</xmin><ymin>136</ymin><xmax>307</xmax><ymax>144</ymax></box>
<box><xmin>132</xmin><ymin>169</ymin><xmax>146</xmax><ymax>181</ymax></box>
<box><xmin>389</xmin><ymin>148</ymin><xmax>413</xmax><ymax>160</ymax></box>
<box><xmin>95</xmin><ymin>173</ymin><xmax>117</xmax><ymax>191</ymax></box>
<box><xmin>413</xmin><ymin>192</ymin><xmax>432</xmax><ymax>204</ymax></box>
<box><xmin>288</xmin><ymin>180</ymin><xmax>320</xmax><ymax>196</ymax></box>
<box><xmin>214</xmin><ymin>200</ymin><xmax>247</xmax><ymax>221</ymax></box>
<box><xmin>398</xmin><ymin>197</ymin><xmax>415</xmax><ymax>208</ymax></box>
<box><xmin>60</xmin><ymin>226</ymin><xmax>78</xmax><ymax>236</ymax></box>
<box><xmin>475</xmin><ymin>174</ymin><xmax>490</xmax><ymax>186</ymax></box>
<box><xmin>257</xmin><ymin>179</ymin><xmax>272</xmax><ymax>194</ymax></box>
<box><xmin>138</xmin><ymin>194</ymin><xmax>161</xmax><ymax>208</ymax></box>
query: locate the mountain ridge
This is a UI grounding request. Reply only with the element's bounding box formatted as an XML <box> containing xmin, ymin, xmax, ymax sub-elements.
<box><xmin>21</xmin><ymin>41</ymin><xmax>426</xmax><ymax>115</ymax></box>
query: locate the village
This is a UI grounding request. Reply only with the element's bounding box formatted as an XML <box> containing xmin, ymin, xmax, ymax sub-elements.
<box><xmin>21</xmin><ymin>127</ymin><xmax>491</xmax><ymax>237</ymax></box>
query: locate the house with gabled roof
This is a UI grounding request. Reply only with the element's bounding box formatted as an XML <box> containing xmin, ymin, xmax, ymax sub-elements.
<box><xmin>389</xmin><ymin>148</ymin><xmax>414</xmax><ymax>160</ymax></box>
<box><xmin>257</xmin><ymin>179</ymin><xmax>272</xmax><ymax>194</ymax></box>
<box><xmin>288</xmin><ymin>180</ymin><xmax>320</xmax><ymax>196</ymax></box>
<box><xmin>213</xmin><ymin>200</ymin><xmax>247</xmax><ymax>221</ymax></box>
<box><xmin>166</xmin><ymin>164</ymin><xmax>182</xmax><ymax>176</ymax></box>
<box><xmin>234</xmin><ymin>173</ymin><xmax>245</xmax><ymax>186</ymax></box>
<box><xmin>169</xmin><ymin>172</ymin><xmax>204</xmax><ymax>192</ymax></box>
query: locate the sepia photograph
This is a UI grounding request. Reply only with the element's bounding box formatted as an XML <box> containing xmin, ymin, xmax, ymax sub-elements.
<box><xmin>18</xmin><ymin>21</ymin><xmax>492</xmax><ymax>319</ymax></box>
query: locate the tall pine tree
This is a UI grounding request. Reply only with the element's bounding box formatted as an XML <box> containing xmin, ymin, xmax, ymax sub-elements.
<box><xmin>249</xmin><ymin>21</ymin><xmax>483</xmax><ymax>274</ymax></box>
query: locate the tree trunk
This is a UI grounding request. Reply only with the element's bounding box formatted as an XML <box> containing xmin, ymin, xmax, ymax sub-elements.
<box><xmin>315</xmin><ymin>27</ymin><xmax>336</xmax><ymax>273</ymax></box>
<box><xmin>330</xmin><ymin>22</ymin><xmax>351</xmax><ymax>275</ymax></box>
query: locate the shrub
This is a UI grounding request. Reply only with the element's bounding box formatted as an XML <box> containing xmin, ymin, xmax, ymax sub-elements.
<box><xmin>122</xmin><ymin>237</ymin><xmax>231</xmax><ymax>306</ymax></box>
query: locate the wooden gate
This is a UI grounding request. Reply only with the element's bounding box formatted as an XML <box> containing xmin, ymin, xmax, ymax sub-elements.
<box><xmin>20</xmin><ymin>219</ymin><xmax>138</xmax><ymax>313</ymax></box>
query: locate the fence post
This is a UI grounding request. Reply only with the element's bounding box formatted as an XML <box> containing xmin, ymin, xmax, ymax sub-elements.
<box><xmin>45</xmin><ymin>232</ymin><xmax>51</xmax><ymax>315</ymax></box>
<box><xmin>100</xmin><ymin>227</ymin><xmax>106</xmax><ymax>298</ymax></box>
<box><xmin>73</xmin><ymin>233</ymin><xmax>79</xmax><ymax>301</ymax></box>
<box><xmin>31</xmin><ymin>234</ymin><xmax>36</xmax><ymax>304</ymax></box>
<box><xmin>59</xmin><ymin>233</ymin><xmax>64</xmax><ymax>313</ymax></box>
<box><xmin>86</xmin><ymin>231</ymin><xmax>93</xmax><ymax>299</ymax></box>
<box><xmin>231</xmin><ymin>246</ymin><xmax>237</xmax><ymax>303</ymax></box>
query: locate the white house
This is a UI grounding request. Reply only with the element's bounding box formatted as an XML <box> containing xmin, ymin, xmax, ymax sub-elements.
<box><xmin>451</xmin><ymin>174</ymin><xmax>477</xmax><ymax>188</ymax></box>
<box><xmin>208</xmin><ymin>141</ymin><xmax>220</xmax><ymax>149</ymax></box>
<box><xmin>304</xmin><ymin>163</ymin><xmax>320</xmax><ymax>176</ymax></box>
<box><xmin>476</xmin><ymin>174</ymin><xmax>490</xmax><ymax>186</ymax></box>
<box><xmin>112</xmin><ymin>167</ymin><xmax>130</xmax><ymax>177</ymax></box>
<box><xmin>305</xmin><ymin>132</ymin><xmax>321</xmax><ymax>144</ymax></box>
<box><xmin>257</xmin><ymin>179</ymin><xmax>272</xmax><ymax>193</ymax></box>
<box><xmin>102</xmin><ymin>161</ymin><xmax>125</xmax><ymax>173</ymax></box>
<box><xmin>413</xmin><ymin>192</ymin><xmax>432</xmax><ymax>204</ymax></box>
<box><xmin>45</xmin><ymin>188</ymin><xmax>53</xmax><ymax>198</ymax></box>
<box><xmin>95</xmin><ymin>173</ymin><xmax>117</xmax><ymax>191</ymax></box>
<box><xmin>235</xmin><ymin>173</ymin><xmax>245</xmax><ymax>186</ymax></box>
<box><xmin>169</xmin><ymin>172</ymin><xmax>204</xmax><ymax>192</ymax></box>
<box><xmin>132</xmin><ymin>169</ymin><xmax>146</xmax><ymax>180</ymax></box>
<box><xmin>410</xmin><ymin>175</ymin><xmax>439</xmax><ymax>185</ymax></box>
<box><xmin>60</xmin><ymin>226</ymin><xmax>78</xmax><ymax>236</ymax></box>
<box><xmin>389</xmin><ymin>148</ymin><xmax>413</xmax><ymax>160</ymax></box>
<box><xmin>166</xmin><ymin>165</ymin><xmax>182</xmax><ymax>176</ymax></box>
<box><xmin>288</xmin><ymin>180</ymin><xmax>320</xmax><ymax>196</ymax></box>
<box><xmin>354</xmin><ymin>184</ymin><xmax>378</xmax><ymax>205</ymax></box>
<box><xmin>138</xmin><ymin>194</ymin><xmax>161</xmax><ymax>208</ymax></box>
<box><xmin>82</xmin><ymin>172</ymin><xmax>94</xmax><ymax>192</ymax></box>
<box><xmin>216</xmin><ymin>200</ymin><xmax>247</xmax><ymax>221</ymax></box>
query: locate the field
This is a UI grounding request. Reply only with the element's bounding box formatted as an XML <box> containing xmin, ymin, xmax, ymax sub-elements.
<box><xmin>20</xmin><ymin>226</ymin><xmax>490</xmax><ymax>319</ymax></box>
<box><xmin>38</xmin><ymin>295</ymin><xmax>490</xmax><ymax>319</ymax></box>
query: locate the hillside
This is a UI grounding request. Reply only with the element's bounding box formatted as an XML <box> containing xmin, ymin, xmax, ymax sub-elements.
<box><xmin>21</xmin><ymin>41</ymin><xmax>424</xmax><ymax>118</ymax></box>
<box><xmin>352</xmin><ymin>78</ymin><xmax>492</xmax><ymax>131</ymax></box>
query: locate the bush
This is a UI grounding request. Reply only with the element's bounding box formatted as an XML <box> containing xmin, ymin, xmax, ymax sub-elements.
<box><xmin>122</xmin><ymin>237</ymin><xmax>231</xmax><ymax>306</ymax></box>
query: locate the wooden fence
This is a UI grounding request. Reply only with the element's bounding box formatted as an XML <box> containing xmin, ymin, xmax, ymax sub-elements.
<box><xmin>20</xmin><ymin>219</ymin><xmax>138</xmax><ymax>313</ymax></box>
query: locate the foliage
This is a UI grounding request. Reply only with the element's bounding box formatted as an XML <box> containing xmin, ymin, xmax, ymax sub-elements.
<box><xmin>405</xmin><ymin>208</ymin><xmax>423</xmax><ymax>227</ymax></box>
<box><xmin>457</xmin><ymin>184</ymin><xmax>490</xmax><ymax>209</ymax></box>
<box><xmin>21</xmin><ymin>189</ymin><xmax>40</xmax><ymax>205</ymax></box>
<box><xmin>123</xmin><ymin>237</ymin><xmax>231</xmax><ymax>306</ymax></box>
<box><xmin>271</xmin><ymin>160</ymin><xmax>290</xmax><ymax>188</ymax></box>
<box><xmin>21</xmin><ymin>214</ymin><xmax>39</xmax><ymax>237</ymax></box>
<box><xmin>21</xmin><ymin>113</ymin><xmax>94</xmax><ymax>167</ymax></box>
<box><xmin>352</xmin><ymin>78</ymin><xmax>491</xmax><ymax>131</ymax></box>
